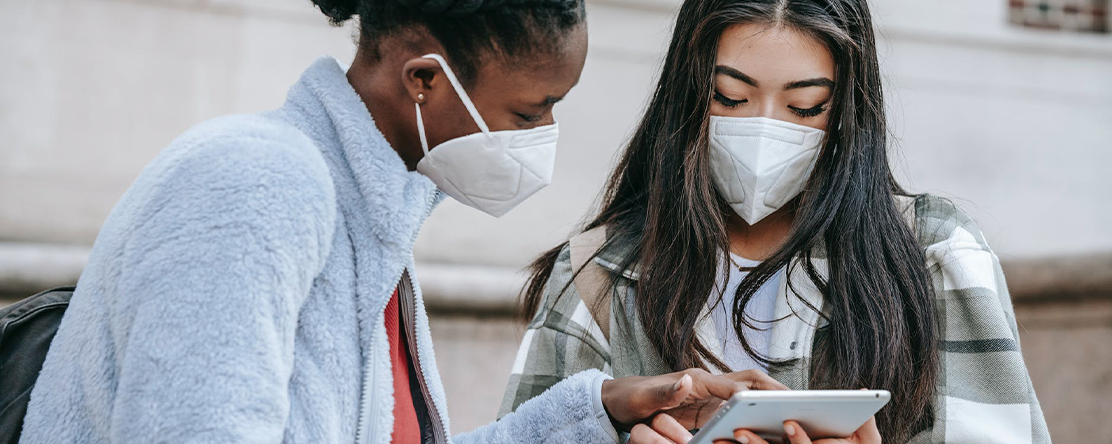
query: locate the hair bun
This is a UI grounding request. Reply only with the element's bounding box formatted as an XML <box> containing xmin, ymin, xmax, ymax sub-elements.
<box><xmin>391</xmin><ymin>0</ymin><xmax>481</xmax><ymax>14</ymax></box>
<box><xmin>394</xmin><ymin>0</ymin><xmax>571</xmax><ymax>15</ymax></box>
<box><xmin>312</xmin><ymin>0</ymin><xmax>359</xmax><ymax>24</ymax></box>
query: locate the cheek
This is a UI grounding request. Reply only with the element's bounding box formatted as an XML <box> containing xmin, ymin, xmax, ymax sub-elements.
<box><xmin>423</xmin><ymin>101</ymin><xmax>483</xmax><ymax>148</ymax></box>
<box><xmin>814</xmin><ymin>114</ymin><xmax>831</xmax><ymax>132</ymax></box>
<box><xmin>708</xmin><ymin>102</ymin><xmax>757</xmax><ymax>119</ymax></box>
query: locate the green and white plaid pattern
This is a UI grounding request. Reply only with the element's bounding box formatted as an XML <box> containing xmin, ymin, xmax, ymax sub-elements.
<box><xmin>499</xmin><ymin>195</ymin><xmax>1050</xmax><ymax>443</ymax></box>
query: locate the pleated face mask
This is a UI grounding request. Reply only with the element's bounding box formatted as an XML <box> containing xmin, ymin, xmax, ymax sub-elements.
<box><xmin>414</xmin><ymin>53</ymin><xmax>559</xmax><ymax>218</ymax></box>
<box><xmin>708</xmin><ymin>116</ymin><xmax>826</xmax><ymax>224</ymax></box>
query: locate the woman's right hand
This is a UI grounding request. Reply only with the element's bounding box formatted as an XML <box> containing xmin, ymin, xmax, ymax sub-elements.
<box><xmin>727</xmin><ymin>417</ymin><xmax>882</xmax><ymax>444</ymax></box>
<box><xmin>630</xmin><ymin>413</ymin><xmax>695</xmax><ymax>444</ymax></box>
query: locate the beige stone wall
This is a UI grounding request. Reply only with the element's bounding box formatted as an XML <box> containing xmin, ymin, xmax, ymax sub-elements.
<box><xmin>3</xmin><ymin>0</ymin><xmax>1112</xmax><ymax>263</ymax></box>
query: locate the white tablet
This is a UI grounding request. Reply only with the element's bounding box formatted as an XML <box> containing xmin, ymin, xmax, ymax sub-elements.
<box><xmin>690</xmin><ymin>390</ymin><xmax>891</xmax><ymax>444</ymax></box>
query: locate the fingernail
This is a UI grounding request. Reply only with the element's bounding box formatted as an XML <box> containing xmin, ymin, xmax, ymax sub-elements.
<box><xmin>673</xmin><ymin>374</ymin><xmax>689</xmax><ymax>391</ymax></box>
<box><xmin>785</xmin><ymin>424</ymin><xmax>796</xmax><ymax>436</ymax></box>
<box><xmin>737</xmin><ymin>435</ymin><xmax>749</xmax><ymax>444</ymax></box>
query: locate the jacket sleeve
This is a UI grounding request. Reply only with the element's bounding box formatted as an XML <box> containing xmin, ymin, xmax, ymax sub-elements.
<box><xmin>454</xmin><ymin>369</ymin><xmax>618</xmax><ymax>444</ymax></box>
<box><xmin>497</xmin><ymin>246</ymin><xmax>613</xmax><ymax>418</ymax></box>
<box><xmin>108</xmin><ymin>121</ymin><xmax>336</xmax><ymax>443</ymax></box>
<box><xmin>908</xmin><ymin>197</ymin><xmax>1050</xmax><ymax>444</ymax></box>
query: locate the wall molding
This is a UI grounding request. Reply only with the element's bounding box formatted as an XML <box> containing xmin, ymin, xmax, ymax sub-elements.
<box><xmin>3</xmin><ymin>242</ymin><xmax>1109</xmax><ymax>314</ymax></box>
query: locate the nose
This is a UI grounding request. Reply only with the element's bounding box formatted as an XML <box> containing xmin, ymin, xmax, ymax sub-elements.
<box><xmin>758</xmin><ymin>100</ymin><xmax>778</xmax><ymax>119</ymax></box>
<box><xmin>536</xmin><ymin>113</ymin><xmax>556</xmax><ymax>127</ymax></box>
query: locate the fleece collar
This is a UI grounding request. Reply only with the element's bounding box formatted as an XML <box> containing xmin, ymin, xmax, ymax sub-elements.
<box><xmin>276</xmin><ymin>57</ymin><xmax>444</xmax><ymax>362</ymax></box>
<box><xmin>281</xmin><ymin>56</ymin><xmax>443</xmax><ymax>248</ymax></box>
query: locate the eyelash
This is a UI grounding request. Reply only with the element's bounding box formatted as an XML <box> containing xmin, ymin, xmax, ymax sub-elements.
<box><xmin>714</xmin><ymin>90</ymin><xmax>829</xmax><ymax>118</ymax></box>
<box><xmin>790</xmin><ymin>104</ymin><xmax>828</xmax><ymax>118</ymax></box>
<box><xmin>713</xmin><ymin>91</ymin><xmax>747</xmax><ymax>108</ymax></box>
<box><xmin>517</xmin><ymin>113</ymin><xmax>542</xmax><ymax>123</ymax></box>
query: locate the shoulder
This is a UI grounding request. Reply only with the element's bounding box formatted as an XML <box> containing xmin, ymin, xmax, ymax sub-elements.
<box><xmin>150</xmin><ymin>114</ymin><xmax>335</xmax><ymax>217</ymax></box>
<box><xmin>912</xmin><ymin>194</ymin><xmax>990</xmax><ymax>252</ymax></box>
<box><xmin>126</xmin><ymin>114</ymin><xmax>338</xmax><ymax>253</ymax></box>
<box><xmin>527</xmin><ymin>244</ymin><xmax>582</xmax><ymax>328</ymax></box>
<box><xmin>910</xmin><ymin>195</ymin><xmax>1005</xmax><ymax>300</ymax></box>
<box><xmin>166</xmin><ymin>114</ymin><xmax>332</xmax><ymax>190</ymax></box>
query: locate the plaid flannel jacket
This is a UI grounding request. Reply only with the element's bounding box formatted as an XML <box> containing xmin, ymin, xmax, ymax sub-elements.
<box><xmin>499</xmin><ymin>195</ymin><xmax>1051</xmax><ymax>443</ymax></box>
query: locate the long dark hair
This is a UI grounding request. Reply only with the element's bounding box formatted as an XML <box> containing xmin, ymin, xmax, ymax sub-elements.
<box><xmin>520</xmin><ymin>0</ymin><xmax>937</xmax><ymax>440</ymax></box>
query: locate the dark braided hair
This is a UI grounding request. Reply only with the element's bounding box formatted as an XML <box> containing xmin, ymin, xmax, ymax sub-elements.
<box><xmin>309</xmin><ymin>0</ymin><xmax>586</xmax><ymax>84</ymax></box>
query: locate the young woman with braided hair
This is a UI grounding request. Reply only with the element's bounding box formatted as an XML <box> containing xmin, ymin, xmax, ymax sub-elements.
<box><xmin>19</xmin><ymin>0</ymin><xmax>784</xmax><ymax>443</ymax></box>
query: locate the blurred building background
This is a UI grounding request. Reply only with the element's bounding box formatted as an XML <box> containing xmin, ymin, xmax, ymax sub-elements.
<box><xmin>1</xmin><ymin>0</ymin><xmax>1110</xmax><ymax>441</ymax></box>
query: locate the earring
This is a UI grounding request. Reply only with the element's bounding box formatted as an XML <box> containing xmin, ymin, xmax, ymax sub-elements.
<box><xmin>417</xmin><ymin>93</ymin><xmax>425</xmax><ymax>103</ymax></box>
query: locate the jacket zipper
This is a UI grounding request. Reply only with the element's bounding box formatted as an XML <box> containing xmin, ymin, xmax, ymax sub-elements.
<box><xmin>399</xmin><ymin>269</ymin><xmax>449</xmax><ymax>444</ymax></box>
<box><xmin>353</xmin><ymin>190</ymin><xmax>441</xmax><ymax>444</ymax></box>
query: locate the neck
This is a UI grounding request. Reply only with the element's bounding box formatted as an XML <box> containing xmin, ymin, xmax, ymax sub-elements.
<box><xmin>725</xmin><ymin>202</ymin><xmax>796</xmax><ymax>261</ymax></box>
<box><xmin>346</xmin><ymin>49</ymin><xmax>423</xmax><ymax>171</ymax></box>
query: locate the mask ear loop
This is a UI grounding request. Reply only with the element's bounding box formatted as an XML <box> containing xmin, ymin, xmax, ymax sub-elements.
<box><xmin>421</xmin><ymin>53</ymin><xmax>492</xmax><ymax>137</ymax></box>
<box><xmin>416</xmin><ymin>102</ymin><xmax>431</xmax><ymax>155</ymax></box>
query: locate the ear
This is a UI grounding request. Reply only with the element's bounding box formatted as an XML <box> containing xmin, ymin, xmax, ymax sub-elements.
<box><xmin>402</xmin><ymin>57</ymin><xmax>443</xmax><ymax>105</ymax></box>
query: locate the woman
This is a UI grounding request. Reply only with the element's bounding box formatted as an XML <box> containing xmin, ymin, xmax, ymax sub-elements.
<box><xmin>504</xmin><ymin>0</ymin><xmax>1051</xmax><ymax>443</ymax></box>
<box><xmin>19</xmin><ymin>0</ymin><xmax>780</xmax><ymax>442</ymax></box>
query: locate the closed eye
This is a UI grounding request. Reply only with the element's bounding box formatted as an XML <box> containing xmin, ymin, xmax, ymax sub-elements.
<box><xmin>516</xmin><ymin>112</ymin><xmax>543</xmax><ymax>123</ymax></box>
<box><xmin>789</xmin><ymin>103</ymin><xmax>828</xmax><ymax>118</ymax></box>
<box><xmin>713</xmin><ymin>91</ymin><xmax>747</xmax><ymax>108</ymax></box>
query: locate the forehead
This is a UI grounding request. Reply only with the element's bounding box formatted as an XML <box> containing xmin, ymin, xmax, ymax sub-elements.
<box><xmin>468</xmin><ymin>29</ymin><xmax>589</xmax><ymax>101</ymax></box>
<box><xmin>715</xmin><ymin>23</ymin><xmax>834</xmax><ymax>83</ymax></box>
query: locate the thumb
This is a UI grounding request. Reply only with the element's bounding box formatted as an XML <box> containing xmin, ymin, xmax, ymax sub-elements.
<box><xmin>652</xmin><ymin>374</ymin><xmax>693</xmax><ymax>411</ymax></box>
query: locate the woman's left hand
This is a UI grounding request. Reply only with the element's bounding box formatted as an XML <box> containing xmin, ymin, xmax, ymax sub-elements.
<box><xmin>728</xmin><ymin>417</ymin><xmax>881</xmax><ymax>444</ymax></box>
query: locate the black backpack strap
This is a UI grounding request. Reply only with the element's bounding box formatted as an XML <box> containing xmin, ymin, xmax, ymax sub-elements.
<box><xmin>0</xmin><ymin>286</ymin><xmax>75</xmax><ymax>444</ymax></box>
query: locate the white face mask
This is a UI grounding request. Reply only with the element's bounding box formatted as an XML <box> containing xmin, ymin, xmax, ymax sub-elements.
<box><xmin>708</xmin><ymin>116</ymin><xmax>826</xmax><ymax>225</ymax></box>
<box><xmin>414</xmin><ymin>53</ymin><xmax>559</xmax><ymax>218</ymax></box>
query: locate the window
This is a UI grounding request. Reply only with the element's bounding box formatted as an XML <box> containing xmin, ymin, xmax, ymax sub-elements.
<box><xmin>1009</xmin><ymin>0</ymin><xmax>1111</xmax><ymax>34</ymax></box>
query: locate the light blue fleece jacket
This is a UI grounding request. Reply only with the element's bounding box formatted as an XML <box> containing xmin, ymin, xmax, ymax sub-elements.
<box><xmin>21</xmin><ymin>57</ymin><xmax>614</xmax><ymax>444</ymax></box>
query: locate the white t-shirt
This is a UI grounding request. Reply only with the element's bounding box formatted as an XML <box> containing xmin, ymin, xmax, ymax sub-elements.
<box><xmin>710</xmin><ymin>253</ymin><xmax>783</xmax><ymax>372</ymax></box>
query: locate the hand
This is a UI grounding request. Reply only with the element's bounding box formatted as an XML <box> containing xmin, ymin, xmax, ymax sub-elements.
<box><xmin>602</xmin><ymin>369</ymin><xmax>787</xmax><ymax>432</ymax></box>
<box><xmin>726</xmin><ymin>417</ymin><xmax>882</xmax><ymax>444</ymax></box>
<box><xmin>662</xmin><ymin>369</ymin><xmax>788</xmax><ymax>430</ymax></box>
<box><xmin>629</xmin><ymin>414</ymin><xmax>694</xmax><ymax>444</ymax></box>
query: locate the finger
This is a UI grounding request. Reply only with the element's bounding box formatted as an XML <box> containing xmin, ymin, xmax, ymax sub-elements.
<box><xmin>728</xmin><ymin>370</ymin><xmax>789</xmax><ymax>391</ymax></box>
<box><xmin>693</xmin><ymin>373</ymin><xmax>748</xmax><ymax>402</ymax></box>
<box><xmin>631</xmin><ymin>423</ymin><xmax>675</xmax><ymax>444</ymax></box>
<box><xmin>636</xmin><ymin>373</ymin><xmax>695</xmax><ymax>416</ymax></box>
<box><xmin>656</xmin><ymin>373</ymin><xmax>694</xmax><ymax>410</ymax></box>
<box><xmin>858</xmin><ymin>416</ymin><xmax>881</xmax><ymax>443</ymax></box>
<box><xmin>783</xmin><ymin>421</ymin><xmax>813</xmax><ymax>444</ymax></box>
<box><xmin>732</xmin><ymin>428</ymin><xmax>772</xmax><ymax>444</ymax></box>
<box><xmin>651</xmin><ymin>414</ymin><xmax>694</xmax><ymax>443</ymax></box>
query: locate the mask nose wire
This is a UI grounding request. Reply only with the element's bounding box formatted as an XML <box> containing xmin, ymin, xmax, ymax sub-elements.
<box><xmin>421</xmin><ymin>53</ymin><xmax>492</xmax><ymax>137</ymax></box>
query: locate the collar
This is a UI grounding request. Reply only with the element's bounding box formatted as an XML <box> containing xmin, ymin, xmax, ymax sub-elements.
<box><xmin>590</xmin><ymin>226</ymin><xmax>830</xmax><ymax>363</ymax></box>
<box><xmin>277</xmin><ymin>56</ymin><xmax>443</xmax><ymax>248</ymax></box>
<box><xmin>592</xmin><ymin>233</ymin><xmax>642</xmax><ymax>281</ymax></box>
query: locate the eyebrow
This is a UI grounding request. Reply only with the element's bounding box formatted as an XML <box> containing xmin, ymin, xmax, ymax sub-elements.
<box><xmin>715</xmin><ymin>65</ymin><xmax>759</xmax><ymax>87</ymax></box>
<box><xmin>533</xmin><ymin>96</ymin><xmax>564</xmax><ymax>107</ymax></box>
<box><xmin>784</xmin><ymin>78</ymin><xmax>835</xmax><ymax>90</ymax></box>
<box><xmin>716</xmin><ymin>65</ymin><xmax>835</xmax><ymax>91</ymax></box>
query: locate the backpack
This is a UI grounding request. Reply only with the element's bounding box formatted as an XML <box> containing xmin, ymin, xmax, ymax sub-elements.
<box><xmin>0</xmin><ymin>286</ymin><xmax>75</xmax><ymax>444</ymax></box>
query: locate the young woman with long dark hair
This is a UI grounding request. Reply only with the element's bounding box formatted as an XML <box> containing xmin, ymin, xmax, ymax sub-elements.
<box><xmin>504</xmin><ymin>0</ymin><xmax>1050</xmax><ymax>442</ymax></box>
<box><xmin>18</xmin><ymin>0</ymin><xmax>782</xmax><ymax>442</ymax></box>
